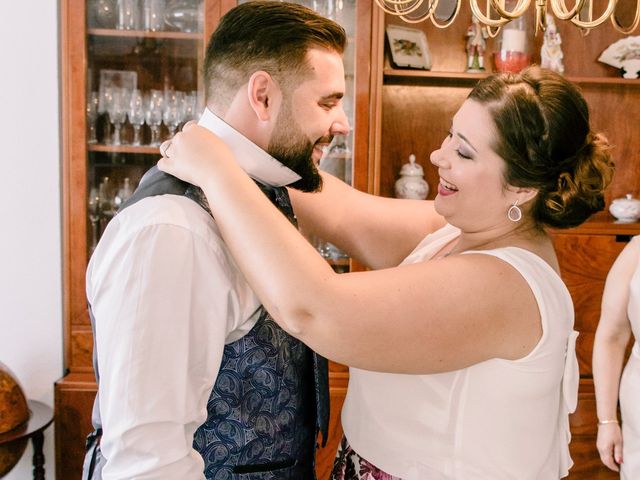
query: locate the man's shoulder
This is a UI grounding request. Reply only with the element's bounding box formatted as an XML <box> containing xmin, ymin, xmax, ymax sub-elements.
<box><xmin>112</xmin><ymin>194</ymin><xmax>222</xmax><ymax>247</ymax></box>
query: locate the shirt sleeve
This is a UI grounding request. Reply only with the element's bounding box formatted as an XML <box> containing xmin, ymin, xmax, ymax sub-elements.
<box><xmin>89</xmin><ymin>221</ymin><xmax>240</xmax><ymax>479</ymax></box>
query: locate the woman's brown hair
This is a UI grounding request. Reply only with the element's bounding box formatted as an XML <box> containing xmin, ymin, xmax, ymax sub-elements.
<box><xmin>469</xmin><ymin>66</ymin><xmax>615</xmax><ymax>229</ymax></box>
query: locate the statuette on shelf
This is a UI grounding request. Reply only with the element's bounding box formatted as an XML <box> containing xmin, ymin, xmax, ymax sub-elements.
<box><xmin>395</xmin><ymin>154</ymin><xmax>429</xmax><ymax>200</ymax></box>
<box><xmin>540</xmin><ymin>16</ymin><xmax>565</xmax><ymax>74</ymax></box>
<box><xmin>609</xmin><ymin>193</ymin><xmax>640</xmax><ymax>223</ymax></box>
<box><xmin>466</xmin><ymin>16</ymin><xmax>488</xmax><ymax>72</ymax></box>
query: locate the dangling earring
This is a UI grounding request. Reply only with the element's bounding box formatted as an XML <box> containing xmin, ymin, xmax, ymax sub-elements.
<box><xmin>507</xmin><ymin>200</ymin><xmax>522</xmax><ymax>222</ymax></box>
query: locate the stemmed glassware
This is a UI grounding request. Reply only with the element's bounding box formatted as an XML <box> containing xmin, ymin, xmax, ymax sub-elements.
<box><xmin>106</xmin><ymin>88</ymin><xmax>129</xmax><ymax>145</ymax></box>
<box><xmin>98</xmin><ymin>86</ymin><xmax>114</xmax><ymax>143</ymax></box>
<box><xmin>88</xmin><ymin>187</ymin><xmax>101</xmax><ymax>252</ymax></box>
<box><xmin>145</xmin><ymin>89</ymin><xmax>164</xmax><ymax>146</ymax></box>
<box><xmin>128</xmin><ymin>89</ymin><xmax>145</xmax><ymax>146</ymax></box>
<box><xmin>182</xmin><ymin>91</ymin><xmax>198</xmax><ymax>122</ymax></box>
<box><xmin>163</xmin><ymin>90</ymin><xmax>186</xmax><ymax>137</ymax></box>
<box><xmin>86</xmin><ymin>91</ymin><xmax>100</xmax><ymax>144</ymax></box>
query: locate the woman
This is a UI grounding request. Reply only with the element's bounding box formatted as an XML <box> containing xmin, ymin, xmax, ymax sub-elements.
<box><xmin>593</xmin><ymin>237</ymin><xmax>640</xmax><ymax>478</ymax></box>
<box><xmin>158</xmin><ymin>66</ymin><xmax>614</xmax><ymax>479</ymax></box>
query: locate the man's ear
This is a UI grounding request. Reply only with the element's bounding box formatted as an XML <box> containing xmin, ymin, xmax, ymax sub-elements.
<box><xmin>246</xmin><ymin>71</ymin><xmax>281</xmax><ymax>122</ymax></box>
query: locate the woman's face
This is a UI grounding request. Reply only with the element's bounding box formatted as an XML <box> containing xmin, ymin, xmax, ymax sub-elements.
<box><xmin>430</xmin><ymin>99</ymin><xmax>515</xmax><ymax>231</ymax></box>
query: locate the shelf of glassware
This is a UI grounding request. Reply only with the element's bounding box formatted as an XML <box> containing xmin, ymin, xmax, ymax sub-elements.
<box><xmin>383</xmin><ymin>68</ymin><xmax>640</xmax><ymax>87</ymax></box>
<box><xmin>89</xmin><ymin>144</ymin><xmax>160</xmax><ymax>154</ymax></box>
<box><xmin>88</xmin><ymin>28</ymin><xmax>203</xmax><ymax>40</ymax></box>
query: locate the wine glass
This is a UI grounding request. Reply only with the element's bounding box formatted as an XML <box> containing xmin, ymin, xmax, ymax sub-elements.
<box><xmin>106</xmin><ymin>87</ymin><xmax>129</xmax><ymax>145</ymax></box>
<box><xmin>182</xmin><ymin>91</ymin><xmax>198</xmax><ymax>122</ymax></box>
<box><xmin>162</xmin><ymin>90</ymin><xmax>186</xmax><ymax>137</ymax></box>
<box><xmin>88</xmin><ymin>187</ymin><xmax>101</xmax><ymax>252</ymax></box>
<box><xmin>98</xmin><ymin>86</ymin><xmax>114</xmax><ymax>143</ymax></box>
<box><xmin>128</xmin><ymin>89</ymin><xmax>145</xmax><ymax>145</ymax></box>
<box><xmin>164</xmin><ymin>0</ymin><xmax>199</xmax><ymax>32</ymax></box>
<box><xmin>86</xmin><ymin>92</ymin><xmax>100</xmax><ymax>144</ymax></box>
<box><xmin>142</xmin><ymin>0</ymin><xmax>165</xmax><ymax>31</ymax></box>
<box><xmin>145</xmin><ymin>89</ymin><xmax>164</xmax><ymax>146</ymax></box>
<box><xmin>116</xmin><ymin>0</ymin><xmax>141</xmax><ymax>30</ymax></box>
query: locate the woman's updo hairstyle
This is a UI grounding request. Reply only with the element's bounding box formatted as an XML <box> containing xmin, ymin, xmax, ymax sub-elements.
<box><xmin>468</xmin><ymin>65</ymin><xmax>614</xmax><ymax>229</ymax></box>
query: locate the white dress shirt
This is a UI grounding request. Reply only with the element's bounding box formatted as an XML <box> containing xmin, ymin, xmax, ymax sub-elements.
<box><xmin>86</xmin><ymin>109</ymin><xmax>299</xmax><ymax>479</ymax></box>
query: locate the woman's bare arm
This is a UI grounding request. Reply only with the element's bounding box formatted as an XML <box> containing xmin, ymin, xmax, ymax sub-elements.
<box><xmin>593</xmin><ymin>237</ymin><xmax>638</xmax><ymax>470</ymax></box>
<box><xmin>158</xmin><ymin>125</ymin><xmax>542</xmax><ymax>374</ymax></box>
<box><xmin>290</xmin><ymin>173</ymin><xmax>445</xmax><ymax>269</ymax></box>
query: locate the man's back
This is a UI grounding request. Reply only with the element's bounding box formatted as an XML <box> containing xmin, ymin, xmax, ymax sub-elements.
<box><xmin>86</xmin><ymin>191</ymin><xmax>261</xmax><ymax>478</ymax></box>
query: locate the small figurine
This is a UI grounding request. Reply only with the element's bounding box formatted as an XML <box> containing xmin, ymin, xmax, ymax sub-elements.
<box><xmin>466</xmin><ymin>16</ymin><xmax>488</xmax><ymax>72</ymax></box>
<box><xmin>540</xmin><ymin>16</ymin><xmax>565</xmax><ymax>74</ymax></box>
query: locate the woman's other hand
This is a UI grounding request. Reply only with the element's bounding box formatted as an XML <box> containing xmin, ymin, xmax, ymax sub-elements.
<box><xmin>158</xmin><ymin>122</ymin><xmax>235</xmax><ymax>187</ymax></box>
<box><xmin>596</xmin><ymin>422</ymin><xmax>623</xmax><ymax>471</ymax></box>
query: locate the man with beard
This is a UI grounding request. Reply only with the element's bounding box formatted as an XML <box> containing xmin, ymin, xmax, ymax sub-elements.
<box><xmin>82</xmin><ymin>2</ymin><xmax>349</xmax><ymax>479</ymax></box>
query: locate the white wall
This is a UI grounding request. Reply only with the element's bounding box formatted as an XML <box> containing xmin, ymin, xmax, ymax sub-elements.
<box><xmin>0</xmin><ymin>2</ymin><xmax>63</xmax><ymax>479</ymax></box>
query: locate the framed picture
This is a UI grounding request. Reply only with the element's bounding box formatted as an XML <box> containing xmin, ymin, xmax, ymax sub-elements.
<box><xmin>386</xmin><ymin>25</ymin><xmax>431</xmax><ymax>70</ymax></box>
<box><xmin>98</xmin><ymin>69</ymin><xmax>137</xmax><ymax>92</ymax></box>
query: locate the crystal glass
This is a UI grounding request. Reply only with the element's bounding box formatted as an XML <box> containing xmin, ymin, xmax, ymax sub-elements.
<box><xmin>164</xmin><ymin>0</ymin><xmax>200</xmax><ymax>32</ymax></box>
<box><xmin>86</xmin><ymin>91</ymin><xmax>100</xmax><ymax>144</ymax></box>
<box><xmin>163</xmin><ymin>90</ymin><xmax>186</xmax><ymax>137</ymax></box>
<box><xmin>142</xmin><ymin>0</ymin><xmax>165</xmax><ymax>31</ymax></box>
<box><xmin>128</xmin><ymin>89</ymin><xmax>146</xmax><ymax>146</ymax></box>
<box><xmin>182</xmin><ymin>91</ymin><xmax>198</xmax><ymax>122</ymax></box>
<box><xmin>92</xmin><ymin>0</ymin><xmax>117</xmax><ymax>28</ymax></box>
<box><xmin>98</xmin><ymin>86</ymin><xmax>114</xmax><ymax>143</ymax></box>
<box><xmin>106</xmin><ymin>87</ymin><xmax>130</xmax><ymax>145</ymax></box>
<box><xmin>116</xmin><ymin>0</ymin><xmax>141</xmax><ymax>30</ymax></box>
<box><xmin>88</xmin><ymin>187</ymin><xmax>101</xmax><ymax>252</ymax></box>
<box><xmin>97</xmin><ymin>176</ymin><xmax>116</xmax><ymax>234</ymax></box>
<box><xmin>145</xmin><ymin>89</ymin><xmax>165</xmax><ymax>146</ymax></box>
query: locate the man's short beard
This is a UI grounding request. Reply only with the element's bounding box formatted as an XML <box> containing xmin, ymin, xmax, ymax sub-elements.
<box><xmin>267</xmin><ymin>140</ymin><xmax>323</xmax><ymax>192</ymax></box>
<box><xmin>267</xmin><ymin>100</ymin><xmax>324</xmax><ymax>192</ymax></box>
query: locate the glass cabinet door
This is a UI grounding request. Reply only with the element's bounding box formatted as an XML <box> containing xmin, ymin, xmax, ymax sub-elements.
<box><xmin>85</xmin><ymin>0</ymin><xmax>205</xmax><ymax>254</ymax></box>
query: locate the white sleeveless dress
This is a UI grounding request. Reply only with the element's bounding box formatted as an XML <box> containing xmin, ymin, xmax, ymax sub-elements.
<box><xmin>341</xmin><ymin>224</ymin><xmax>579</xmax><ymax>479</ymax></box>
<box><xmin>620</xmin><ymin>257</ymin><xmax>640</xmax><ymax>479</ymax></box>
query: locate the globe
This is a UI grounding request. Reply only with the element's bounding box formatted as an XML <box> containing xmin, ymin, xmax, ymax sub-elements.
<box><xmin>0</xmin><ymin>362</ymin><xmax>30</xmax><ymax>478</ymax></box>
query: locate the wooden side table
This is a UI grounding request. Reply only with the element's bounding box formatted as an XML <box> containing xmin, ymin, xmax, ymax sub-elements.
<box><xmin>0</xmin><ymin>400</ymin><xmax>54</xmax><ymax>480</ymax></box>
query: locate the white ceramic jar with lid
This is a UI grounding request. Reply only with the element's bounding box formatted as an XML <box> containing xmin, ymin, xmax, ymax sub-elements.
<box><xmin>394</xmin><ymin>154</ymin><xmax>429</xmax><ymax>200</ymax></box>
<box><xmin>609</xmin><ymin>193</ymin><xmax>640</xmax><ymax>223</ymax></box>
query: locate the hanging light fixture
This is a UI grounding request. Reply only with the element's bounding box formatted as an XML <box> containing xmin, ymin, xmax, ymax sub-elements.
<box><xmin>374</xmin><ymin>0</ymin><xmax>640</xmax><ymax>34</ymax></box>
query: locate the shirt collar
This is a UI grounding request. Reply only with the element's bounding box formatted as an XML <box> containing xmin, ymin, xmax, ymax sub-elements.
<box><xmin>197</xmin><ymin>107</ymin><xmax>301</xmax><ymax>187</ymax></box>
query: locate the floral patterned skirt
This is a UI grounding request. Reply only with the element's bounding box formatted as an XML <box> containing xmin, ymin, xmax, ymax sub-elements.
<box><xmin>330</xmin><ymin>436</ymin><xmax>402</xmax><ymax>480</ymax></box>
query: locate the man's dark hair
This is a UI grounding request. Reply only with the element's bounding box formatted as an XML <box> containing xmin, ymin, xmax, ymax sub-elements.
<box><xmin>204</xmin><ymin>1</ymin><xmax>346</xmax><ymax>109</ymax></box>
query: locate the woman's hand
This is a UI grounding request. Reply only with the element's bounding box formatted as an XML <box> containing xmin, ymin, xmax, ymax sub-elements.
<box><xmin>157</xmin><ymin>122</ymin><xmax>236</xmax><ymax>187</ymax></box>
<box><xmin>596</xmin><ymin>423</ymin><xmax>623</xmax><ymax>471</ymax></box>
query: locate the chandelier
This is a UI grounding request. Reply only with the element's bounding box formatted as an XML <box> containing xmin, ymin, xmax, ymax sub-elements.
<box><xmin>374</xmin><ymin>0</ymin><xmax>640</xmax><ymax>34</ymax></box>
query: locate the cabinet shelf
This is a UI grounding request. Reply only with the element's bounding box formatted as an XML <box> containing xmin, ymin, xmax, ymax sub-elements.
<box><xmin>383</xmin><ymin>68</ymin><xmax>640</xmax><ymax>87</ymax></box>
<box><xmin>89</xmin><ymin>144</ymin><xmax>160</xmax><ymax>154</ymax></box>
<box><xmin>553</xmin><ymin>211</ymin><xmax>640</xmax><ymax>236</ymax></box>
<box><xmin>88</xmin><ymin>28</ymin><xmax>202</xmax><ymax>40</ymax></box>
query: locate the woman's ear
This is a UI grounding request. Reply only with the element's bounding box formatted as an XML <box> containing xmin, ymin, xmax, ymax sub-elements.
<box><xmin>511</xmin><ymin>186</ymin><xmax>539</xmax><ymax>206</ymax></box>
<box><xmin>246</xmin><ymin>71</ymin><xmax>281</xmax><ymax>122</ymax></box>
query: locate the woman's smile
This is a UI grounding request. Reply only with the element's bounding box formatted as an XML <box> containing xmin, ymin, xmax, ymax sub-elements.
<box><xmin>438</xmin><ymin>177</ymin><xmax>459</xmax><ymax>196</ymax></box>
